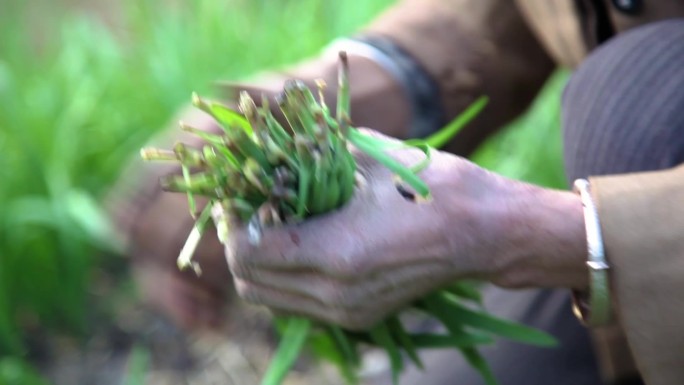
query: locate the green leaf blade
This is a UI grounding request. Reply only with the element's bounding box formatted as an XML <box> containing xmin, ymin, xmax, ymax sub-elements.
<box><xmin>441</xmin><ymin>294</ymin><xmax>558</xmax><ymax>347</ymax></box>
<box><xmin>261</xmin><ymin>317</ymin><xmax>311</xmax><ymax>385</ymax></box>
<box><xmin>348</xmin><ymin>129</ymin><xmax>430</xmax><ymax>198</ymax></box>
<box><xmin>369</xmin><ymin>323</ymin><xmax>403</xmax><ymax>385</ymax></box>
<box><xmin>460</xmin><ymin>347</ymin><xmax>498</xmax><ymax>385</ymax></box>
<box><xmin>387</xmin><ymin>316</ymin><xmax>424</xmax><ymax>370</ymax></box>
<box><xmin>409</xmin><ymin>332</ymin><xmax>493</xmax><ymax>349</ymax></box>
<box><xmin>424</xmin><ymin>96</ymin><xmax>488</xmax><ymax>148</ymax></box>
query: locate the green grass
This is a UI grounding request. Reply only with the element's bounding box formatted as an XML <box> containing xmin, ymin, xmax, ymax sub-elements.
<box><xmin>0</xmin><ymin>358</ymin><xmax>49</xmax><ymax>385</ymax></box>
<box><xmin>0</xmin><ymin>0</ymin><xmax>396</xmax><ymax>371</ymax></box>
<box><xmin>0</xmin><ymin>0</ymin><xmax>566</xmax><ymax>381</ymax></box>
<box><xmin>472</xmin><ymin>71</ymin><xmax>568</xmax><ymax>189</ymax></box>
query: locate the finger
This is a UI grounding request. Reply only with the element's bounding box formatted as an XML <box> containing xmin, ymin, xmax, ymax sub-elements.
<box><xmin>168</xmin><ymin>272</ymin><xmax>227</xmax><ymax>330</ymax></box>
<box><xmin>236</xmin><ymin>275</ymin><xmax>447</xmax><ymax>331</ymax></box>
<box><xmin>216</xmin><ymin>75</ymin><xmax>288</xmax><ymax>101</ymax></box>
<box><xmin>224</xmin><ymin>211</ymin><xmax>361</xmax><ymax>273</ymax></box>
<box><xmin>167</xmin><ymin>279</ymin><xmax>224</xmax><ymax>330</ymax></box>
<box><xmin>225</xmin><ymin>186</ymin><xmax>447</xmax><ymax>278</ymax></box>
<box><xmin>236</xmin><ymin>260</ymin><xmax>457</xmax><ymax>309</ymax></box>
<box><xmin>135</xmin><ymin>264</ymin><xmax>227</xmax><ymax>330</ymax></box>
<box><xmin>234</xmin><ymin>278</ymin><xmax>378</xmax><ymax>330</ymax></box>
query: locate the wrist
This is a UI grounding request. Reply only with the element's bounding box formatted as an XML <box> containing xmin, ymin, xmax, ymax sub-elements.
<box><xmin>491</xmin><ymin>181</ymin><xmax>589</xmax><ymax>290</ymax></box>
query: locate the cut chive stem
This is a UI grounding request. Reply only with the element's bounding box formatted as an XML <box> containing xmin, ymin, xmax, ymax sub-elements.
<box><xmin>140</xmin><ymin>54</ymin><xmax>540</xmax><ymax>385</ymax></box>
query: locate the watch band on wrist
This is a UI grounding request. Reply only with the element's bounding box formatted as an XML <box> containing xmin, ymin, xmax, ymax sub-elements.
<box><xmin>323</xmin><ymin>35</ymin><xmax>446</xmax><ymax>139</ymax></box>
<box><xmin>572</xmin><ymin>178</ymin><xmax>612</xmax><ymax>327</ymax></box>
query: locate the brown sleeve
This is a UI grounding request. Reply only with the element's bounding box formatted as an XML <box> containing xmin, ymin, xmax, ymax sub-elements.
<box><xmin>590</xmin><ymin>164</ymin><xmax>684</xmax><ymax>385</ymax></box>
<box><xmin>361</xmin><ymin>0</ymin><xmax>555</xmax><ymax>155</ymax></box>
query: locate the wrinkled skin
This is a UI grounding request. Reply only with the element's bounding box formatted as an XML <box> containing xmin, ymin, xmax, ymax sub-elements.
<box><xmin>126</xmin><ymin>56</ymin><xmax>413</xmax><ymax>329</ymax></box>
<box><xmin>127</xmin><ymin>69</ymin><xmax>585</xmax><ymax>329</ymax></box>
<box><xmin>212</xmin><ymin>130</ymin><xmax>588</xmax><ymax>330</ymax></box>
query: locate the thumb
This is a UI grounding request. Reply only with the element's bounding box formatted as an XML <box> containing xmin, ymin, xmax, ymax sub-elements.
<box><xmin>215</xmin><ymin>72</ymin><xmax>291</xmax><ymax>102</ymax></box>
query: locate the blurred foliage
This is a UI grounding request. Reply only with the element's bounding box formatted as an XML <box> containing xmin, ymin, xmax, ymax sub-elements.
<box><xmin>0</xmin><ymin>358</ymin><xmax>49</xmax><ymax>385</ymax></box>
<box><xmin>0</xmin><ymin>0</ymin><xmax>395</xmax><ymax>366</ymax></box>
<box><xmin>472</xmin><ymin>71</ymin><xmax>569</xmax><ymax>188</ymax></box>
<box><xmin>0</xmin><ymin>0</ymin><xmax>566</xmax><ymax>382</ymax></box>
<box><xmin>121</xmin><ymin>345</ymin><xmax>150</xmax><ymax>385</ymax></box>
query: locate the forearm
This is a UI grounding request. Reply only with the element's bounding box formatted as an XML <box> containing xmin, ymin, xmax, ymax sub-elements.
<box><xmin>225</xmin><ymin>0</ymin><xmax>555</xmax><ymax>156</ymax></box>
<box><xmin>457</xmin><ymin>163</ymin><xmax>684</xmax><ymax>383</ymax></box>
<box><xmin>437</xmin><ymin>168</ymin><xmax>588</xmax><ymax>290</ymax></box>
<box><xmin>360</xmin><ymin>0</ymin><xmax>556</xmax><ymax>155</ymax></box>
<box><xmin>491</xmin><ymin>181</ymin><xmax>588</xmax><ymax>290</ymax></box>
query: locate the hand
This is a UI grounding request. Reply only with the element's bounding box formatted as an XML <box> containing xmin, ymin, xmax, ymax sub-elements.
<box><xmin>215</xmin><ymin>131</ymin><xmax>587</xmax><ymax>330</ymax></box>
<box><xmin>115</xmin><ymin>52</ymin><xmax>411</xmax><ymax>330</ymax></box>
<box><xmin>116</xmin><ymin>75</ymin><xmax>299</xmax><ymax>329</ymax></box>
<box><xmin>112</xmin><ymin>105</ymin><xmax>238</xmax><ymax>330</ymax></box>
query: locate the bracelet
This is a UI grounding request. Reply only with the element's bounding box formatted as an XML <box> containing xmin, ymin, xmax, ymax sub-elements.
<box><xmin>322</xmin><ymin>36</ymin><xmax>446</xmax><ymax>139</ymax></box>
<box><xmin>572</xmin><ymin>179</ymin><xmax>612</xmax><ymax>327</ymax></box>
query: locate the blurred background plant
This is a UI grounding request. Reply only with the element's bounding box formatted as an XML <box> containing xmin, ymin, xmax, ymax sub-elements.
<box><xmin>0</xmin><ymin>0</ymin><xmax>566</xmax><ymax>383</ymax></box>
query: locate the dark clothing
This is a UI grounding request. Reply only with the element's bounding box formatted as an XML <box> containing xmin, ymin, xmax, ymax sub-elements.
<box><xmin>563</xmin><ymin>19</ymin><xmax>684</xmax><ymax>182</ymax></box>
<box><xmin>369</xmin><ymin>19</ymin><xmax>684</xmax><ymax>385</ymax></box>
